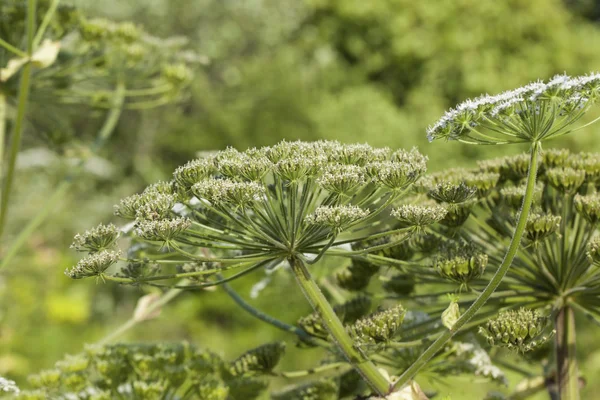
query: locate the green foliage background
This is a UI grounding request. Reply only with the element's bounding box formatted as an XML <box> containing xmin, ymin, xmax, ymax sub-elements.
<box><xmin>3</xmin><ymin>0</ymin><xmax>600</xmax><ymax>398</ymax></box>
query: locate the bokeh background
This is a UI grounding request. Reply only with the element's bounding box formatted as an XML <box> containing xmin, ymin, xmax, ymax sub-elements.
<box><xmin>3</xmin><ymin>0</ymin><xmax>600</xmax><ymax>398</ymax></box>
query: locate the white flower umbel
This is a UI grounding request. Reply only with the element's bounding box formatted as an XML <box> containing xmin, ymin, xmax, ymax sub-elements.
<box><xmin>427</xmin><ymin>73</ymin><xmax>600</xmax><ymax>144</ymax></box>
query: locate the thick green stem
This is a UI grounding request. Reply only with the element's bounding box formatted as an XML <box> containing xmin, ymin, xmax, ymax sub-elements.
<box><xmin>288</xmin><ymin>257</ymin><xmax>390</xmax><ymax>396</ymax></box>
<box><xmin>0</xmin><ymin>1</ymin><xmax>36</xmax><ymax>240</ymax></box>
<box><xmin>555</xmin><ymin>306</ymin><xmax>580</xmax><ymax>400</ymax></box>
<box><xmin>392</xmin><ymin>141</ymin><xmax>542</xmax><ymax>392</ymax></box>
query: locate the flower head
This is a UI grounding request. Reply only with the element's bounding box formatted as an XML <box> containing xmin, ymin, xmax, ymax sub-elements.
<box><xmin>479</xmin><ymin>308</ymin><xmax>552</xmax><ymax>352</ymax></box>
<box><xmin>71</xmin><ymin>223</ymin><xmax>120</xmax><ymax>253</ymax></box>
<box><xmin>65</xmin><ymin>250</ymin><xmax>120</xmax><ymax>279</ymax></box>
<box><xmin>427</xmin><ymin>73</ymin><xmax>600</xmax><ymax>144</ymax></box>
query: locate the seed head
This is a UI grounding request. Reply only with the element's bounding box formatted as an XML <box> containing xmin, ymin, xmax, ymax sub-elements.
<box><xmin>328</xmin><ymin>143</ymin><xmax>390</xmax><ymax>166</ymax></box>
<box><xmin>216</xmin><ymin>148</ymin><xmax>273</xmax><ymax>181</ymax></box>
<box><xmin>479</xmin><ymin>308</ymin><xmax>552</xmax><ymax>352</ymax></box>
<box><xmin>500</xmin><ymin>183</ymin><xmax>543</xmax><ymax>209</ymax></box>
<box><xmin>71</xmin><ymin>223</ymin><xmax>120</xmax><ymax>253</ymax></box>
<box><xmin>65</xmin><ymin>250</ymin><xmax>120</xmax><ymax>279</ymax></box>
<box><xmin>464</xmin><ymin>172</ymin><xmax>500</xmax><ymax>197</ymax></box>
<box><xmin>274</xmin><ymin>155</ymin><xmax>327</xmax><ymax>182</ymax></box>
<box><xmin>546</xmin><ymin>167</ymin><xmax>586</xmax><ymax>194</ymax></box>
<box><xmin>586</xmin><ymin>236</ymin><xmax>600</xmax><ymax>266</ymax></box>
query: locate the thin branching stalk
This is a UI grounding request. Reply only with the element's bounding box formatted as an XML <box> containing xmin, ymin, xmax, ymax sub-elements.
<box><xmin>392</xmin><ymin>141</ymin><xmax>542</xmax><ymax>391</ymax></box>
<box><xmin>288</xmin><ymin>256</ymin><xmax>390</xmax><ymax>396</ymax></box>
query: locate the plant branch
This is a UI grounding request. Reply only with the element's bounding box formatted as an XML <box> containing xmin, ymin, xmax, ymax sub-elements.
<box><xmin>391</xmin><ymin>140</ymin><xmax>542</xmax><ymax>391</ymax></box>
<box><xmin>288</xmin><ymin>256</ymin><xmax>390</xmax><ymax>396</ymax></box>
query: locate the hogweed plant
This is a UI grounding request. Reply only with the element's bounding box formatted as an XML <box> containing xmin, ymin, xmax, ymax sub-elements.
<box><xmin>0</xmin><ymin>0</ymin><xmax>196</xmax><ymax>269</ymax></box>
<box><xmin>28</xmin><ymin>72</ymin><xmax>600</xmax><ymax>399</ymax></box>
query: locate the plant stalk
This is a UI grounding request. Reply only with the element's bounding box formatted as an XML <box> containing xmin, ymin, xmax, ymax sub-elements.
<box><xmin>288</xmin><ymin>256</ymin><xmax>390</xmax><ymax>396</ymax></box>
<box><xmin>392</xmin><ymin>141</ymin><xmax>542</xmax><ymax>391</ymax></box>
<box><xmin>0</xmin><ymin>0</ymin><xmax>36</xmax><ymax>240</ymax></box>
<box><xmin>555</xmin><ymin>305</ymin><xmax>580</xmax><ymax>400</ymax></box>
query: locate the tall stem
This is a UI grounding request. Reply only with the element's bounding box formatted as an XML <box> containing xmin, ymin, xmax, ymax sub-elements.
<box><xmin>288</xmin><ymin>257</ymin><xmax>390</xmax><ymax>396</ymax></box>
<box><xmin>392</xmin><ymin>141</ymin><xmax>542</xmax><ymax>391</ymax></box>
<box><xmin>0</xmin><ymin>93</ymin><xmax>6</xmax><ymax>185</ymax></box>
<box><xmin>0</xmin><ymin>0</ymin><xmax>36</xmax><ymax>240</ymax></box>
<box><xmin>555</xmin><ymin>306</ymin><xmax>580</xmax><ymax>400</ymax></box>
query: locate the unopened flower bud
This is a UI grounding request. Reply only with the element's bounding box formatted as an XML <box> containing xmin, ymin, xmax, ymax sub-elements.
<box><xmin>366</xmin><ymin>161</ymin><xmax>426</xmax><ymax>190</ymax></box>
<box><xmin>192</xmin><ymin>179</ymin><xmax>265</xmax><ymax>208</ymax></box>
<box><xmin>65</xmin><ymin>250</ymin><xmax>120</xmax><ymax>279</ymax></box>
<box><xmin>574</xmin><ymin>193</ymin><xmax>600</xmax><ymax>224</ymax></box>
<box><xmin>392</xmin><ymin>205</ymin><xmax>447</xmax><ymax>229</ymax></box>
<box><xmin>546</xmin><ymin>167</ymin><xmax>585</xmax><ymax>194</ymax></box>
<box><xmin>524</xmin><ymin>213</ymin><xmax>561</xmax><ymax>243</ymax></box>
<box><xmin>479</xmin><ymin>308</ymin><xmax>552</xmax><ymax>352</ymax></box>
<box><xmin>135</xmin><ymin>217</ymin><xmax>191</xmax><ymax>242</ymax></box>
<box><xmin>305</xmin><ymin>205</ymin><xmax>369</xmax><ymax>230</ymax></box>
<box><xmin>173</xmin><ymin>158</ymin><xmax>216</xmax><ymax>190</ymax></box>
<box><xmin>428</xmin><ymin>182</ymin><xmax>476</xmax><ymax>204</ymax></box>
<box><xmin>316</xmin><ymin>164</ymin><xmax>367</xmax><ymax>195</ymax></box>
<box><xmin>349</xmin><ymin>305</ymin><xmax>406</xmax><ymax>344</ymax></box>
<box><xmin>71</xmin><ymin>223</ymin><xmax>120</xmax><ymax>252</ymax></box>
<box><xmin>229</xmin><ymin>342</ymin><xmax>286</xmax><ymax>376</ymax></box>
<box><xmin>433</xmin><ymin>242</ymin><xmax>487</xmax><ymax>285</ymax></box>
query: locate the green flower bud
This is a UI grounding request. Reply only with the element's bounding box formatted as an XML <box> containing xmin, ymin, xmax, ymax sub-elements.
<box><xmin>114</xmin><ymin>21</ymin><xmax>140</xmax><ymax>42</ymax></box>
<box><xmin>574</xmin><ymin>193</ymin><xmax>600</xmax><ymax>224</ymax></box>
<box><xmin>197</xmin><ymin>376</ymin><xmax>229</xmax><ymax>400</ymax></box>
<box><xmin>433</xmin><ymin>242</ymin><xmax>487</xmax><ymax>285</ymax></box>
<box><xmin>79</xmin><ymin>18</ymin><xmax>112</xmax><ymax>41</ymax></box>
<box><xmin>316</xmin><ymin>164</ymin><xmax>367</xmax><ymax>195</ymax></box>
<box><xmin>65</xmin><ymin>250</ymin><xmax>120</xmax><ymax>279</ymax></box>
<box><xmin>568</xmin><ymin>152</ymin><xmax>600</xmax><ymax>182</ymax></box>
<box><xmin>192</xmin><ymin>178</ymin><xmax>265</xmax><ymax>208</ymax></box>
<box><xmin>366</xmin><ymin>160</ymin><xmax>426</xmax><ymax>190</ymax></box>
<box><xmin>335</xmin><ymin>295</ymin><xmax>372</xmax><ymax>324</ymax></box>
<box><xmin>216</xmin><ymin>148</ymin><xmax>273</xmax><ymax>181</ymax></box>
<box><xmin>428</xmin><ymin>182</ymin><xmax>476</xmax><ymax>204</ymax></box>
<box><xmin>28</xmin><ymin>369</ymin><xmax>61</xmax><ymax>389</ymax></box>
<box><xmin>439</xmin><ymin>200</ymin><xmax>476</xmax><ymax>228</ymax></box>
<box><xmin>230</xmin><ymin>342</ymin><xmax>286</xmax><ymax>376</ymax></box>
<box><xmin>479</xmin><ymin>308</ymin><xmax>552</xmax><ymax>352</ymax></box>
<box><xmin>524</xmin><ymin>213</ymin><xmax>561</xmax><ymax>243</ymax></box>
<box><xmin>543</xmin><ymin>148</ymin><xmax>570</xmax><ymax>168</ymax></box>
<box><xmin>297</xmin><ymin>313</ymin><xmax>328</xmax><ymax>341</ymax></box>
<box><xmin>500</xmin><ymin>183</ymin><xmax>543</xmax><ymax>209</ymax></box>
<box><xmin>227</xmin><ymin>377</ymin><xmax>269</xmax><ymax>400</ymax></box>
<box><xmin>71</xmin><ymin>223</ymin><xmax>120</xmax><ymax>253</ymax></box>
<box><xmin>349</xmin><ymin>305</ymin><xmax>406</xmax><ymax>344</ymax></box>
<box><xmin>546</xmin><ymin>167</ymin><xmax>585</xmax><ymax>194</ymax></box>
<box><xmin>328</xmin><ymin>143</ymin><xmax>390</xmax><ymax>166</ymax></box>
<box><xmin>464</xmin><ymin>172</ymin><xmax>500</xmax><ymax>197</ymax></box>
<box><xmin>586</xmin><ymin>236</ymin><xmax>600</xmax><ymax>266</ymax></box>
<box><xmin>162</xmin><ymin>63</ymin><xmax>193</xmax><ymax>86</ymax></box>
<box><xmin>392</xmin><ymin>204</ymin><xmax>447</xmax><ymax>229</ymax></box>
<box><xmin>135</xmin><ymin>217</ymin><xmax>191</xmax><ymax>242</ymax></box>
<box><xmin>305</xmin><ymin>205</ymin><xmax>369</xmax><ymax>230</ymax></box>
<box><xmin>336</xmin><ymin>259</ymin><xmax>379</xmax><ymax>291</ymax></box>
<box><xmin>273</xmin><ymin>155</ymin><xmax>327</xmax><ymax>181</ymax></box>
<box><xmin>173</xmin><ymin>158</ymin><xmax>216</xmax><ymax>191</ymax></box>
<box><xmin>135</xmin><ymin>193</ymin><xmax>176</xmax><ymax>221</ymax></box>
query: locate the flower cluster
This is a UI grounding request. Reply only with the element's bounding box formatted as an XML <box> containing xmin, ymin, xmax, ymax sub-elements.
<box><xmin>16</xmin><ymin>342</ymin><xmax>282</xmax><ymax>400</ymax></box>
<box><xmin>479</xmin><ymin>309</ymin><xmax>553</xmax><ymax>352</ymax></box>
<box><xmin>427</xmin><ymin>73</ymin><xmax>600</xmax><ymax>144</ymax></box>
